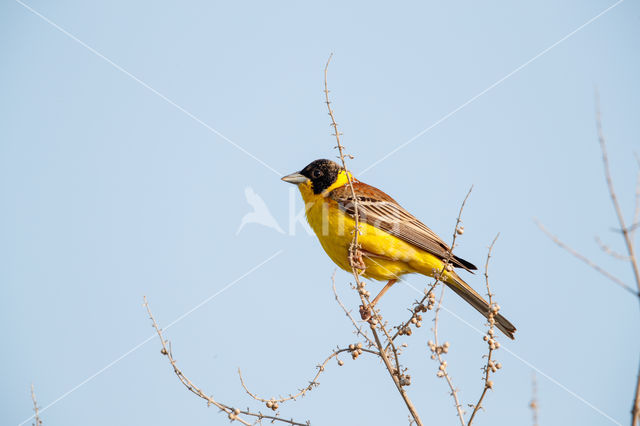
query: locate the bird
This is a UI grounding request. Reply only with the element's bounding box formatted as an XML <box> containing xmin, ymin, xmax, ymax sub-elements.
<box><xmin>281</xmin><ymin>159</ymin><xmax>516</xmax><ymax>339</ymax></box>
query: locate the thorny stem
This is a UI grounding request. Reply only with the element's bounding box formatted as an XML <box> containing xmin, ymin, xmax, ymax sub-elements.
<box><xmin>425</xmin><ymin>187</ymin><xmax>474</xmax><ymax>426</ymax></box>
<box><xmin>387</xmin><ymin>280</ymin><xmax>438</xmax><ymax>345</ymax></box>
<box><xmin>332</xmin><ymin>271</ymin><xmax>375</xmax><ymax>347</ymax></box>
<box><xmin>324</xmin><ymin>54</ymin><xmax>423</xmax><ymax>426</ymax></box>
<box><xmin>238</xmin><ymin>347</ymin><xmax>379</xmax><ymax>404</ymax></box>
<box><xmin>433</xmin><ymin>286</ymin><xmax>465</xmax><ymax>425</ymax></box>
<box><xmin>468</xmin><ymin>234</ymin><xmax>500</xmax><ymax>425</ymax></box>
<box><xmin>143</xmin><ymin>297</ymin><xmax>308</xmax><ymax>426</ymax></box>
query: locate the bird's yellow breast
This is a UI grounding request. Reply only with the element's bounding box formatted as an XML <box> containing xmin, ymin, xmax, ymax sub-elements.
<box><xmin>297</xmin><ymin>176</ymin><xmax>446</xmax><ymax>281</ymax></box>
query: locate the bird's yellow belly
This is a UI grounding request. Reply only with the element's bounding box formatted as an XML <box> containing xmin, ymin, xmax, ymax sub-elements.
<box><xmin>305</xmin><ymin>198</ymin><xmax>446</xmax><ymax>281</ymax></box>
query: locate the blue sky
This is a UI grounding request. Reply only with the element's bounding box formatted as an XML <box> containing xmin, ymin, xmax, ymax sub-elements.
<box><xmin>2</xmin><ymin>1</ymin><xmax>639</xmax><ymax>425</ymax></box>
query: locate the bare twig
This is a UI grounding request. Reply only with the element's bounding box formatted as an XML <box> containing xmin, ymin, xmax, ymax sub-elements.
<box><xmin>324</xmin><ymin>54</ymin><xmax>361</xmax><ymax>276</ymax></box>
<box><xmin>535</xmin><ymin>220</ymin><xmax>637</xmax><ymax>297</ymax></box>
<box><xmin>468</xmin><ymin>234</ymin><xmax>502</xmax><ymax>425</ymax></box>
<box><xmin>450</xmin><ymin>186</ymin><xmax>474</xmax><ymax>259</ymax></box>
<box><xmin>332</xmin><ymin>271</ymin><xmax>375</xmax><ymax>347</ymax></box>
<box><xmin>431</xmin><ymin>286</ymin><xmax>465</xmax><ymax>425</ymax></box>
<box><xmin>595</xmin><ymin>236</ymin><xmax>631</xmax><ymax>261</ymax></box>
<box><xmin>596</xmin><ymin>100</ymin><xmax>640</xmax><ymax>426</ymax></box>
<box><xmin>530</xmin><ymin>372</ymin><xmax>539</xmax><ymax>426</ymax></box>
<box><xmin>388</xmin><ymin>280</ymin><xmax>438</xmax><ymax>345</ymax></box>
<box><xmin>143</xmin><ymin>297</ymin><xmax>308</xmax><ymax>426</ymax></box>
<box><xmin>424</xmin><ymin>187</ymin><xmax>475</xmax><ymax>426</ymax></box>
<box><xmin>539</xmin><ymin>97</ymin><xmax>640</xmax><ymax>425</ymax></box>
<box><xmin>238</xmin><ymin>346</ymin><xmax>379</xmax><ymax>405</ymax></box>
<box><xmin>31</xmin><ymin>384</ymin><xmax>42</xmax><ymax>426</ymax></box>
<box><xmin>324</xmin><ymin>54</ymin><xmax>423</xmax><ymax>426</ymax></box>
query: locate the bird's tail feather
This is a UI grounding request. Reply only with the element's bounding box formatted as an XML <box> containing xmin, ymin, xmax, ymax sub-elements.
<box><xmin>444</xmin><ymin>272</ymin><xmax>516</xmax><ymax>340</ymax></box>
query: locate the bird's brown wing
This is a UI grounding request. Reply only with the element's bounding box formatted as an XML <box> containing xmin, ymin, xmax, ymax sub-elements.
<box><xmin>329</xmin><ymin>181</ymin><xmax>477</xmax><ymax>271</ymax></box>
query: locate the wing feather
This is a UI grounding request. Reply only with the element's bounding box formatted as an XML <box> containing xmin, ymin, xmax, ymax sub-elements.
<box><xmin>330</xmin><ymin>181</ymin><xmax>477</xmax><ymax>271</ymax></box>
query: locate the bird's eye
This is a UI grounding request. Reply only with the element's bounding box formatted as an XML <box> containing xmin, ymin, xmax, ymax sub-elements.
<box><xmin>312</xmin><ymin>168</ymin><xmax>323</xmax><ymax>179</ymax></box>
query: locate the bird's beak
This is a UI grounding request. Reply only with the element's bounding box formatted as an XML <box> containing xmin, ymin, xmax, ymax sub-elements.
<box><xmin>281</xmin><ymin>172</ymin><xmax>308</xmax><ymax>184</ymax></box>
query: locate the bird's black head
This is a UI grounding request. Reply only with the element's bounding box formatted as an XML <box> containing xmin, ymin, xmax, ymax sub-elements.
<box><xmin>300</xmin><ymin>159</ymin><xmax>343</xmax><ymax>194</ymax></box>
<box><xmin>281</xmin><ymin>159</ymin><xmax>343</xmax><ymax>194</ymax></box>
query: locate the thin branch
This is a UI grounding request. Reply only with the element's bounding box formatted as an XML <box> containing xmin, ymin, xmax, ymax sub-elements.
<box><xmin>388</xmin><ymin>281</ymin><xmax>437</xmax><ymax>345</ymax></box>
<box><xmin>424</xmin><ymin>187</ymin><xmax>476</xmax><ymax>426</ymax></box>
<box><xmin>431</xmin><ymin>286</ymin><xmax>465</xmax><ymax>425</ymax></box>
<box><xmin>31</xmin><ymin>384</ymin><xmax>42</xmax><ymax>426</ymax></box>
<box><xmin>238</xmin><ymin>346</ymin><xmax>379</xmax><ymax>405</ymax></box>
<box><xmin>595</xmin><ymin>236</ymin><xmax>631</xmax><ymax>261</ymax></box>
<box><xmin>332</xmin><ymin>271</ymin><xmax>375</xmax><ymax>347</ymax></box>
<box><xmin>597</xmin><ymin>98</ymin><xmax>640</xmax><ymax>426</ymax></box>
<box><xmin>143</xmin><ymin>297</ymin><xmax>308</xmax><ymax>426</ymax></box>
<box><xmin>596</xmin><ymin>98</ymin><xmax>640</xmax><ymax>300</ymax></box>
<box><xmin>468</xmin><ymin>234</ymin><xmax>502</xmax><ymax>425</ymax></box>
<box><xmin>530</xmin><ymin>372</ymin><xmax>539</xmax><ymax>426</ymax></box>
<box><xmin>324</xmin><ymin>54</ymin><xmax>423</xmax><ymax>426</ymax></box>
<box><xmin>535</xmin><ymin>220</ymin><xmax>638</xmax><ymax>297</ymax></box>
<box><xmin>324</xmin><ymin>54</ymin><xmax>361</xmax><ymax>276</ymax></box>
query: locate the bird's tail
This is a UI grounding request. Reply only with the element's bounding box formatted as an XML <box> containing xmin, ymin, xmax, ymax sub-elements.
<box><xmin>443</xmin><ymin>272</ymin><xmax>516</xmax><ymax>340</ymax></box>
